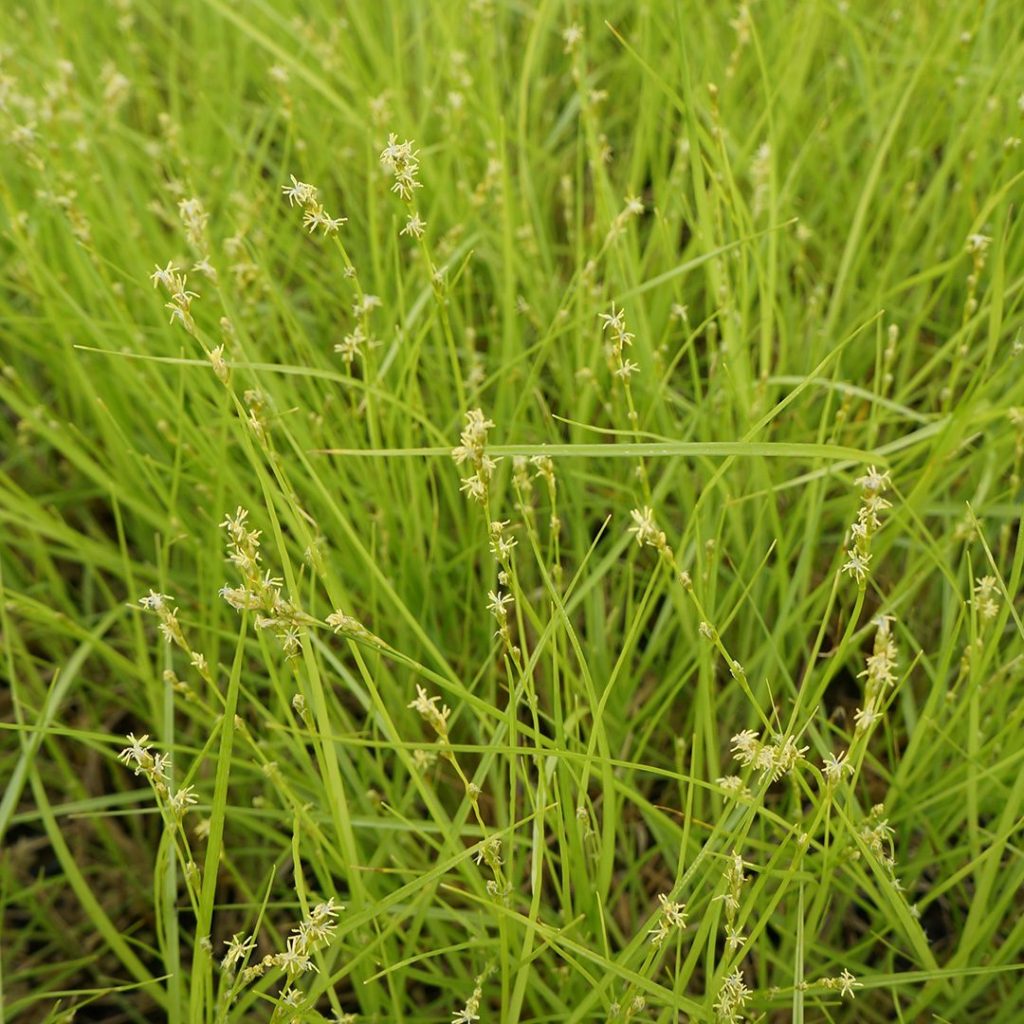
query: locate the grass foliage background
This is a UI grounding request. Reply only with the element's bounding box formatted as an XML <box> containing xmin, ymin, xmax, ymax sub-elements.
<box><xmin>2</xmin><ymin>0</ymin><xmax>1024</xmax><ymax>1021</ymax></box>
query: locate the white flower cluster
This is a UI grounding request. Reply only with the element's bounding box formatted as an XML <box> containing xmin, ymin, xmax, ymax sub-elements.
<box><xmin>408</xmin><ymin>684</ymin><xmax>451</xmax><ymax>743</ymax></box>
<box><xmin>606</xmin><ymin>193</ymin><xmax>644</xmax><ymax>244</ymax></box>
<box><xmin>379</xmin><ymin>133</ymin><xmax>422</xmax><ymax>202</ymax></box>
<box><xmin>820</xmin><ymin>968</ymin><xmax>861</xmax><ymax>999</ymax></box>
<box><xmin>859</xmin><ymin>804</ymin><xmax>899</xmax><ymax>884</ymax></box>
<box><xmin>326</xmin><ymin>609</ymin><xmax>374</xmax><ymax>643</ymax></box>
<box><xmin>473</xmin><ymin>836</ymin><xmax>503</xmax><ymax>870</ymax></box>
<box><xmin>842</xmin><ymin>466</ymin><xmax>892</xmax><ymax>585</ymax></box>
<box><xmin>973</xmin><ymin>575</ymin><xmax>999</xmax><ymax>622</ymax></box>
<box><xmin>281</xmin><ymin>174</ymin><xmax>347</xmax><ymax>235</ymax></box>
<box><xmin>562</xmin><ymin>23</ymin><xmax>583</xmax><ymax>53</ymax></box>
<box><xmin>488</xmin><ymin>518</ymin><xmax>517</xmax><ymax>563</ymax></box>
<box><xmin>713</xmin><ymin>967</ymin><xmax>751</xmax><ymax>1024</ymax></box>
<box><xmin>648</xmin><ymin>892</ymin><xmax>688</xmax><ymax>947</ymax></box>
<box><xmin>486</xmin><ymin>520</ymin><xmax>521</xmax><ymax>658</ymax></box>
<box><xmin>209</xmin><ymin>344</ymin><xmax>229</xmax><ymax>383</ymax></box>
<box><xmin>854</xmin><ymin>615</ymin><xmax>898</xmax><ymax>733</ymax></box>
<box><xmin>452</xmin><ymin>972</ymin><xmax>487</xmax><ymax>1024</ymax></box>
<box><xmin>117</xmin><ymin>732</ymin><xmax>194</xmax><ymax>818</ymax></box>
<box><xmin>178</xmin><ymin>196</ymin><xmax>208</xmax><ymax>249</ymax></box>
<box><xmin>730</xmin><ymin>729</ymin><xmax>808</xmax><ymax>783</ymax></box>
<box><xmin>137</xmin><ymin>589</ymin><xmax>212</xmax><ymax>683</ymax></box>
<box><xmin>138</xmin><ymin>588</ymin><xmax>186</xmax><ymax>649</ymax></box>
<box><xmin>821</xmin><ymin>749</ymin><xmax>854</xmax><ymax>787</ymax></box>
<box><xmin>452</xmin><ymin>409</ymin><xmax>499</xmax><ymax>504</ymax></box>
<box><xmin>599</xmin><ymin>304</ymin><xmax>640</xmax><ymax>382</ymax></box>
<box><xmin>117</xmin><ymin>732</ymin><xmax>171</xmax><ymax>788</ymax></box>
<box><xmin>716</xmin><ymin>775</ymin><xmax>751</xmax><ymax>799</ymax></box>
<box><xmin>401</xmin><ymin>210</ymin><xmax>426</xmax><ymax>239</ymax></box>
<box><xmin>150</xmin><ymin>260</ymin><xmax>198</xmax><ymax>335</ymax></box>
<box><xmin>226</xmin><ymin>897</ymin><xmax>341</xmax><ymax>986</ymax></box>
<box><xmin>217</xmin><ymin>507</ymin><xmax>309</xmax><ymax>657</ymax></box>
<box><xmin>627</xmin><ymin>506</ymin><xmax>667</xmax><ymax>553</ymax></box>
<box><xmin>334</xmin><ymin>324</ymin><xmax>370</xmax><ymax>366</ymax></box>
<box><xmin>487</xmin><ymin>586</ymin><xmax>514</xmax><ymax>643</ymax></box>
<box><xmin>713</xmin><ymin>852</ymin><xmax>748</xmax><ymax>952</ymax></box>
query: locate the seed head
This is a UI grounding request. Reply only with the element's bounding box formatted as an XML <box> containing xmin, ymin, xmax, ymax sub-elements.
<box><xmin>380</xmin><ymin>133</ymin><xmax>422</xmax><ymax>201</ymax></box>
<box><xmin>281</xmin><ymin>174</ymin><xmax>318</xmax><ymax>207</ymax></box>
<box><xmin>822</xmin><ymin>749</ymin><xmax>854</xmax><ymax>786</ymax></box>
<box><xmin>401</xmin><ymin>211</ymin><xmax>426</xmax><ymax>238</ymax></box>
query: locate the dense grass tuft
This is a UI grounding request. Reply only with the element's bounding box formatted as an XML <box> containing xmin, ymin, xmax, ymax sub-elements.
<box><xmin>2</xmin><ymin>2</ymin><xmax>1024</xmax><ymax>1022</ymax></box>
